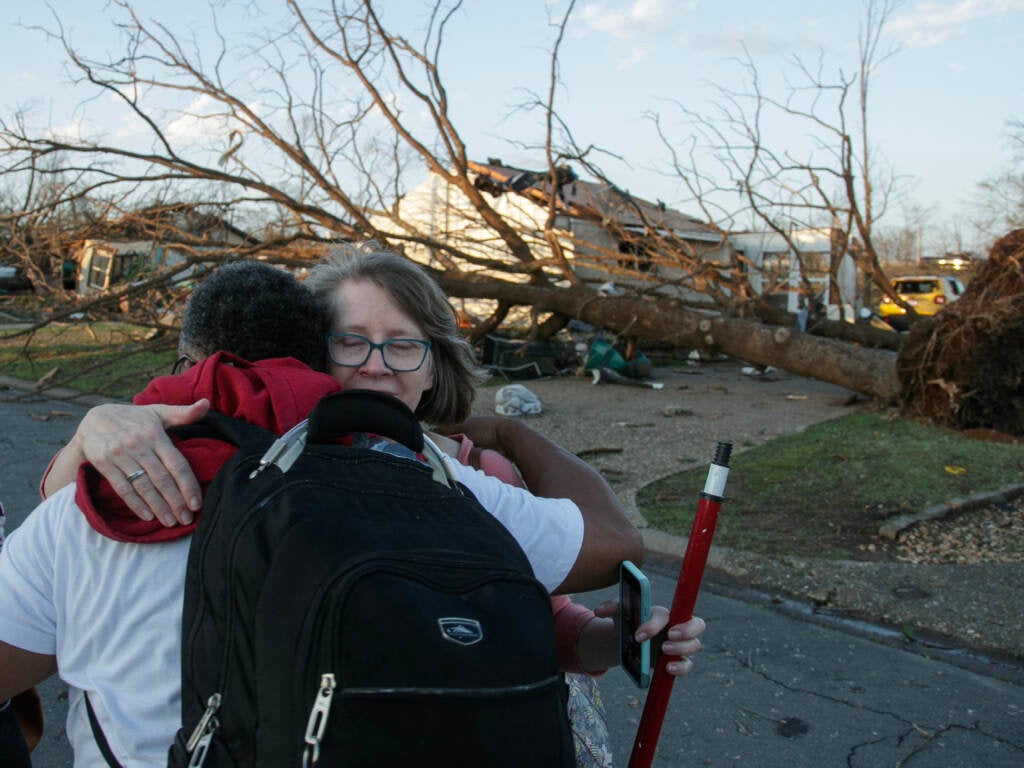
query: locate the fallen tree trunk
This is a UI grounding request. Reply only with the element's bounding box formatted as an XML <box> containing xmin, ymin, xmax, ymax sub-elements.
<box><xmin>436</xmin><ymin>271</ymin><xmax>901</xmax><ymax>402</ymax></box>
<box><xmin>804</xmin><ymin>317</ymin><xmax>902</xmax><ymax>351</ymax></box>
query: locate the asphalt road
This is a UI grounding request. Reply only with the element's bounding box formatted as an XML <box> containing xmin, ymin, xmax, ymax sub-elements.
<box><xmin>3</xmin><ymin>387</ymin><xmax>1023</xmax><ymax>767</ymax></box>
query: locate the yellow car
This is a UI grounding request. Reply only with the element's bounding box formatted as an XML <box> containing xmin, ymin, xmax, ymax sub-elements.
<box><xmin>877</xmin><ymin>275</ymin><xmax>965</xmax><ymax>330</ymax></box>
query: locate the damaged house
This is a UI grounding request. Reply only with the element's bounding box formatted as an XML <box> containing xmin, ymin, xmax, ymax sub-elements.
<box><xmin>377</xmin><ymin>159</ymin><xmax>731</xmax><ymax>303</ymax></box>
<box><xmin>72</xmin><ymin>204</ymin><xmax>259</xmax><ymax>296</ymax></box>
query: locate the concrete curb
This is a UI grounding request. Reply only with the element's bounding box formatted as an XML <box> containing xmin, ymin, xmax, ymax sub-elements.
<box><xmin>0</xmin><ymin>374</ymin><xmax>119</xmax><ymax>407</ymax></box>
<box><xmin>877</xmin><ymin>482</ymin><xmax>1024</xmax><ymax>540</ymax></box>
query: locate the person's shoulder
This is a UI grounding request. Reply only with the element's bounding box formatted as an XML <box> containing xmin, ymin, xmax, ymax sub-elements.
<box><xmin>7</xmin><ymin>485</ymin><xmax>86</xmax><ymax>545</ymax></box>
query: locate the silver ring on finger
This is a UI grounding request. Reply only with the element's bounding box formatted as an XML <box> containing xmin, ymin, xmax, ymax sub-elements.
<box><xmin>126</xmin><ymin>469</ymin><xmax>146</xmax><ymax>484</ymax></box>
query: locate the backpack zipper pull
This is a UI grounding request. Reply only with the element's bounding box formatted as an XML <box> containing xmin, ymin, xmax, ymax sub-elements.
<box><xmin>250</xmin><ymin>420</ymin><xmax>309</xmax><ymax>479</ymax></box>
<box><xmin>185</xmin><ymin>693</ymin><xmax>221</xmax><ymax>767</ymax></box>
<box><xmin>186</xmin><ymin>728</ymin><xmax>216</xmax><ymax>768</ymax></box>
<box><xmin>302</xmin><ymin>673</ymin><xmax>337</xmax><ymax>768</ymax></box>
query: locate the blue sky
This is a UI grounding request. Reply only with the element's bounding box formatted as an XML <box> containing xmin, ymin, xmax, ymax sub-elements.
<box><xmin>2</xmin><ymin>1</ymin><xmax>1022</xmax><ymax>246</ymax></box>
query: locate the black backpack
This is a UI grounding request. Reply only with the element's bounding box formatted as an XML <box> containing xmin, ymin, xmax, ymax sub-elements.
<box><xmin>167</xmin><ymin>390</ymin><xmax>574</xmax><ymax>768</ymax></box>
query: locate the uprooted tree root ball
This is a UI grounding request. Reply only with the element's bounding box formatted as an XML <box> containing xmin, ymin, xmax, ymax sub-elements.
<box><xmin>898</xmin><ymin>229</ymin><xmax>1024</xmax><ymax>436</ymax></box>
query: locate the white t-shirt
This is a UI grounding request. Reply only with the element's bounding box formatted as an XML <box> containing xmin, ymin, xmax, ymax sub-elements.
<box><xmin>0</xmin><ymin>485</ymin><xmax>188</xmax><ymax>768</ymax></box>
<box><xmin>445</xmin><ymin>456</ymin><xmax>582</xmax><ymax>592</ymax></box>
<box><xmin>0</xmin><ymin>466</ymin><xmax>583</xmax><ymax>766</ymax></box>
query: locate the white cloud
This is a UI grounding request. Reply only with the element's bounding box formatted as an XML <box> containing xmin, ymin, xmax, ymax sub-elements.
<box><xmin>682</xmin><ymin>27</ymin><xmax>821</xmax><ymax>57</ymax></box>
<box><xmin>578</xmin><ymin>0</ymin><xmax>689</xmax><ymax>71</ymax></box>
<box><xmin>617</xmin><ymin>48</ymin><xmax>650</xmax><ymax>70</ymax></box>
<box><xmin>889</xmin><ymin>0</ymin><xmax>1024</xmax><ymax>48</ymax></box>
<box><xmin>164</xmin><ymin>93</ymin><xmax>242</xmax><ymax>146</ymax></box>
<box><xmin>45</xmin><ymin>117</ymin><xmax>91</xmax><ymax>143</ymax></box>
<box><xmin>112</xmin><ymin>112</ymin><xmax>149</xmax><ymax>142</ymax></box>
<box><xmin>579</xmin><ymin>0</ymin><xmax>679</xmax><ymax>38</ymax></box>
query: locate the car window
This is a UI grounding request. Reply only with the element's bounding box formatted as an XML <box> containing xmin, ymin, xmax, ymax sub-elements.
<box><xmin>895</xmin><ymin>280</ymin><xmax>937</xmax><ymax>294</ymax></box>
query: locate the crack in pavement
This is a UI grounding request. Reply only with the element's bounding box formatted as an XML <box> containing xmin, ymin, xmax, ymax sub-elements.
<box><xmin>719</xmin><ymin>649</ymin><xmax>1024</xmax><ymax>764</ymax></box>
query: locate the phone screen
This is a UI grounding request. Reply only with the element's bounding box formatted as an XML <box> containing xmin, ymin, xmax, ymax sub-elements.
<box><xmin>619</xmin><ymin>560</ymin><xmax>651</xmax><ymax>688</ymax></box>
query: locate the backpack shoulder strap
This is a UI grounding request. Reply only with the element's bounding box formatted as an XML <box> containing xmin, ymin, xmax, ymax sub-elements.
<box><xmin>83</xmin><ymin>692</ymin><xmax>125</xmax><ymax>768</ymax></box>
<box><xmin>168</xmin><ymin>412</ymin><xmax>275</xmax><ymax>449</ymax></box>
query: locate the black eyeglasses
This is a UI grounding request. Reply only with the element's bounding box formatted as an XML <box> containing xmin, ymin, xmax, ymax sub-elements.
<box><xmin>172</xmin><ymin>354</ymin><xmax>196</xmax><ymax>375</ymax></box>
<box><xmin>325</xmin><ymin>332</ymin><xmax>431</xmax><ymax>372</ymax></box>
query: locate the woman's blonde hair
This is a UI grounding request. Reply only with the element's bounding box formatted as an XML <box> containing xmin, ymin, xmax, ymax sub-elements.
<box><xmin>305</xmin><ymin>243</ymin><xmax>483</xmax><ymax>424</ymax></box>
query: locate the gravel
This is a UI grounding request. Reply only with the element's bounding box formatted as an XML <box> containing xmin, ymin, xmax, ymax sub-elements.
<box><xmin>895</xmin><ymin>497</ymin><xmax>1024</xmax><ymax>564</ymax></box>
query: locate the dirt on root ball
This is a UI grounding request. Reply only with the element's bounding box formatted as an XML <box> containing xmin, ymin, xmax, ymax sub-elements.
<box><xmin>898</xmin><ymin>228</ymin><xmax>1024</xmax><ymax>436</ymax></box>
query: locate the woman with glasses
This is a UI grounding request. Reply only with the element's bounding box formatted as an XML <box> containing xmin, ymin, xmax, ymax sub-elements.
<box><xmin>40</xmin><ymin>246</ymin><xmax>705</xmax><ymax>767</ymax></box>
<box><xmin>304</xmin><ymin>247</ymin><xmax>703</xmax><ymax>767</ymax></box>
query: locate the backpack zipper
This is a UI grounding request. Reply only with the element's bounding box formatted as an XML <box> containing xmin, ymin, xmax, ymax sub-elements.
<box><xmin>301</xmin><ymin>673</ymin><xmax>337</xmax><ymax>768</ymax></box>
<box><xmin>184</xmin><ymin>693</ymin><xmax>221</xmax><ymax>767</ymax></box>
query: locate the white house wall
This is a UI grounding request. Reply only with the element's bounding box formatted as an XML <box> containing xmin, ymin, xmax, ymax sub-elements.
<box><xmin>373</xmin><ymin>171</ymin><xmax>731</xmax><ymax>304</ymax></box>
<box><xmin>729</xmin><ymin>229</ymin><xmax>858</xmax><ymax>320</ymax></box>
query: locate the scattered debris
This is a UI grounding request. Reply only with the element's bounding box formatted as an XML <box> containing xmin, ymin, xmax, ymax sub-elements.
<box><xmin>481</xmin><ymin>336</ymin><xmax>568</xmax><ymax>380</ymax></box>
<box><xmin>33</xmin><ymin>367</ymin><xmax>58</xmax><ymax>389</ymax></box>
<box><xmin>575</xmin><ymin>447</ymin><xmax>624</xmax><ymax>459</ymax></box>
<box><xmin>28</xmin><ymin>410</ymin><xmax>74</xmax><ymax>422</ymax></box>
<box><xmin>661</xmin><ymin>405</ymin><xmax>694</xmax><ymax>417</ymax></box>
<box><xmin>741</xmin><ymin>365</ymin><xmax>779</xmax><ymax>378</ymax></box>
<box><xmin>962</xmin><ymin>427</ymin><xmax>1020</xmax><ymax>444</ymax></box>
<box><xmin>591</xmin><ymin>367</ymin><xmax>663</xmax><ymax>389</ymax></box>
<box><xmin>494</xmin><ymin>384</ymin><xmax>542</xmax><ymax>416</ymax></box>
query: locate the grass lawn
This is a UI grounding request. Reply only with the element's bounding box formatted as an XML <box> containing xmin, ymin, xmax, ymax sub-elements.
<box><xmin>637</xmin><ymin>412</ymin><xmax>1024</xmax><ymax>560</ymax></box>
<box><xmin>0</xmin><ymin>321</ymin><xmax>177</xmax><ymax>398</ymax></box>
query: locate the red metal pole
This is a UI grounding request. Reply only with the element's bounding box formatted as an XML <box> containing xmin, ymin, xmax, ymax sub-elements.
<box><xmin>627</xmin><ymin>442</ymin><xmax>732</xmax><ymax>768</ymax></box>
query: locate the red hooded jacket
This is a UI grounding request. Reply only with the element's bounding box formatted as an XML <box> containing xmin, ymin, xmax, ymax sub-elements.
<box><xmin>75</xmin><ymin>352</ymin><xmax>341</xmax><ymax>543</ymax></box>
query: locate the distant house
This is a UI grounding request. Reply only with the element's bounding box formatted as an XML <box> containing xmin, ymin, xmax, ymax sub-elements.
<box><xmin>72</xmin><ymin>206</ymin><xmax>258</xmax><ymax>296</ymax></box>
<box><xmin>378</xmin><ymin>159</ymin><xmax>728</xmax><ymax>298</ymax></box>
<box><xmin>729</xmin><ymin>227</ymin><xmax>859</xmax><ymax>321</ymax></box>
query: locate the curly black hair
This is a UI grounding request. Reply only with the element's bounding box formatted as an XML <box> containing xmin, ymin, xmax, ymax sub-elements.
<box><xmin>178</xmin><ymin>261</ymin><xmax>325</xmax><ymax>369</ymax></box>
